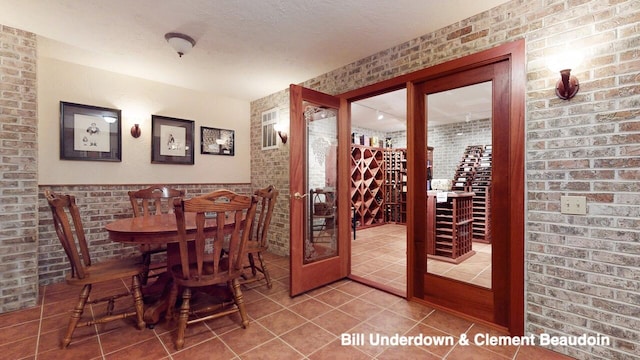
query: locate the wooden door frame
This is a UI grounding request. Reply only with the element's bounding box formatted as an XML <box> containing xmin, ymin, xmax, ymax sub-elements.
<box><xmin>339</xmin><ymin>39</ymin><xmax>525</xmax><ymax>335</ymax></box>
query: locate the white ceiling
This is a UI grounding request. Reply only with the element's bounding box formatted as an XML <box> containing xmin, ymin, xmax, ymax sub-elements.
<box><xmin>0</xmin><ymin>0</ymin><xmax>509</xmax><ymax>102</ymax></box>
<box><xmin>352</xmin><ymin>81</ymin><xmax>493</xmax><ymax>132</ymax></box>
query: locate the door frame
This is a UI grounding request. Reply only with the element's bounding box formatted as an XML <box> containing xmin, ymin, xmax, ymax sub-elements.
<box><xmin>339</xmin><ymin>40</ymin><xmax>525</xmax><ymax>335</ymax></box>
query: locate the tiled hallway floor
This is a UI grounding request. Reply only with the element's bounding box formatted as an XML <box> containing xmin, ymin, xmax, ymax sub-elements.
<box><xmin>351</xmin><ymin>224</ymin><xmax>492</xmax><ymax>295</ymax></box>
<box><xmin>0</xmin><ymin>252</ymin><xmax>573</xmax><ymax>359</ymax></box>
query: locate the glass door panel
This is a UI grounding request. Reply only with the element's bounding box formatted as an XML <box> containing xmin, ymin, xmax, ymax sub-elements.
<box><xmin>305</xmin><ymin>104</ymin><xmax>338</xmax><ymax>263</ymax></box>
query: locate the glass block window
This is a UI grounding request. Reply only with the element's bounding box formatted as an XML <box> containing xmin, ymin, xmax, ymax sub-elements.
<box><xmin>262</xmin><ymin>108</ymin><xmax>279</xmax><ymax>150</ymax></box>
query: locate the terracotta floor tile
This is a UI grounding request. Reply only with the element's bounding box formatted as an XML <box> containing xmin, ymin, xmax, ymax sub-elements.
<box><xmin>218</xmin><ymin>322</ymin><xmax>275</xmax><ymax>355</ymax></box>
<box><xmin>157</xmin><ymin>321</ymin><xmax>218</xmax><ymax>352</ymax></box>
<box><xmin>171</xmin><ymin>337</ymin><xmax>237</xmax><ymax>360</ymax></box>
<box><xmin>376</xmin><ymin>344</ymin><xmax>441</xmax><ymax>360</ymax></box>
<box><xmin>0</xmin><ymin>336</ymin><xmax>37</xmax><ymax>360</ymax></box>
<box><xmin>279</xmin><ymin>322</ymin><xmax>336</xmax><ymax>356</ymax></box>
<box><xmin>421</xmin><ymin>310</ymin><xmax>474</xmax><ymax>336</ymax></box>
<box><xmin>103</xmin><ymin>337</ymin><xmax>170</xmax><ymax>360</ymax></box>
<box><xmin>256</xmin><ymin>309</ymin><xmax>307</xmax><ymax>336</ymax></box>
<box><xmin>313</xmin><ymin>288</ymin><xmax>355</xmax><ymax>307</ymax></box>
<box><xmin>515</xmin><ymin>345</ymin><xmax>575</xmax><ymax>359</ymax></box>
<box><xmin>37</xmin><ymin>335</ymin><xmax>102</xmax><ymax>360</ymax></box>
<box><xmin>307</xmin><ymin>338</ymin><xmax>371</xmax><ymax>360</ymax></box>
<box><xmin>98</xmin><ymin>323</ymin><xmax>156</xmax><ymax>354</ymax></box>
<box><xmin>337</xmin><ymin>298</ymin><xmax>384</xmax><ymax>322</ymax></box>
<box><xmin>365</xmin><ymin>309</ymin><xmax>418</xmax><ymax>335</ymax></box>
<box><xmin>358</xmin><ymin>289</ymin><xmax>402</xmax><ymax>308</ymax></box>
<box><xmin>447</xmin><ymin>343</ymin><xmax>511</xmax><ymax>359</ymax></box>
<box><xmin>288</xmin><ymin>298</ymin><xmax>333</xmax><ymax>320</ymax></box>
<box><xmin>466</xmin><ymin>323</ymin><xmax>518</xmax><ymax>359</ymax></box>
<box><xmin>0</xmin><ymin>306</ymin><xmax>40</xmax><ymax>326</ymax></box>
<box><xmin>0</xmin><ymin>318</ymin><xmax>40</xmax><ymax>345</ymax></box>
<box><xmin>334</xmin><ymin>280</ymin><xmax>375</xmax><ymax>297</ymax></box>
<box><xmin>245</xmin><ymin>297</ymin><xmax>284</xmax><ymax>320</ymax></box>
<box><xmin>240</xmin><ymin>338</ymin><xmax>303</xmax><ymax>360</ymax></box>
<box><xmin>404</xmin><ymin>323</ymin><xmax>457</xmax><ymax>357</ymax></box>
<box><xmin>312</xmin><ymin>309</ymin><xmax>361</xmax><ymax>336</ymax></box>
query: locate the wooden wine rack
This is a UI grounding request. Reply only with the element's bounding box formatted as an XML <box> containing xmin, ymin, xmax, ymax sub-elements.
<box><xmin>452</xmin><ymin>145</ymin><xmax>492</xmax><ymax>243</ymax></box>
<box><xmin>351</xmin><ymin>145</ymin><xmax>384</xmax><ymax>229</ymax></box>
<box><xmin>383</xmin><ymin>148</ymin><xmax>406</xmax><ymax>224</ymax></box>
<box><xmin>472</xmin><ymin>145</ymin><xmax>492</xmax><ymax>243</ymax></box>
<box><xmin>427</xmin><ymin>191</ymin><xmax>475</xmax><ymax>263</ymax></box>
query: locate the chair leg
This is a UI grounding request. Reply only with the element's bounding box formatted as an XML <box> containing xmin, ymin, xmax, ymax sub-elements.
<box><xmin>247</xmin><ymin>253</ymin><xmax>257</xmax><ymax>276</ymax></box>
<box><xmin>62</xmin><ymin>284</ymin><xmax>91</xmax><ymax>348</ymax></box>
<box><xmin>257</xmin><ymin>252</ymin><xmax>272</xmax><ymax>289</ymax></box>
<box><xmin>131</xmin><ymin>275</ymin><xmax>146</xmax><ymax>330</ymax></box>
<box><xmin>175</xmin><ymin>287</ymin><xmax>191</xmax><ymax>350</ymax></box>
<box><xmin>165</xmin><ymin>281</ymin><xmax>179</xmax><ymax>322</ymax></box>
<box><xmin>230</xmin><ymin>279</ymin><xmax>249</xmax><ymax>328</ymax></box>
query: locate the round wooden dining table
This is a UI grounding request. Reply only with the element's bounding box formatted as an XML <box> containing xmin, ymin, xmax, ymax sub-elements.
<box><xmin>106</xmin><ymin>213</ymin><xmax>224</xmax><ymax>325</ymax></box>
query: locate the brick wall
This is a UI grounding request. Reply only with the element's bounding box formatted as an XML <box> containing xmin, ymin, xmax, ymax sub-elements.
<box><xmin>250</xmin><ymin>1</ymin><xmax>640</xmax><ymax>358</ymax></box>
<box><xmin>0</xmin><ymin>25</ymin><xmax>38</xmax><ymax>313</ymax></box>
<box><xmin>37</xmin><ymin>183</ymin><xmax>251</xmax><ymax>285</ymax></box>
<box><xmin>429</xmin><ymin>118</ymin><xmax>492</xmax><ymax>179</ymax></box>
<box><xmin>250</xmin><ymin>93</ymin><xmax>291</xmax><ymax>255</ymax></box>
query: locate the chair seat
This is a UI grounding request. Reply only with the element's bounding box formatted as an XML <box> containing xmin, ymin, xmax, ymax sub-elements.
<box><xmin>66</xmin><ymin>257</ymin><xmax>145</xmax><ymax>286</ymax></box>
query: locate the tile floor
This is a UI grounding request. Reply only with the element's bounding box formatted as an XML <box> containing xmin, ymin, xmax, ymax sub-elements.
<box><xmin>0</xmin><ymin>252</ymin><xmax>574</xmax><ymax>360</ymax></box>
<box><xmin>351</xmin><ymin>224</ymin><xmax>492</xmax><ymax>295</ymax></box>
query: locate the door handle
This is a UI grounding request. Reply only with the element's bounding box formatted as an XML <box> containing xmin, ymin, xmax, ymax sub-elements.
<box><xmin>293</xmin><ymin>192</ymin><xmax>308</xmax><ymax>200</ymax></box>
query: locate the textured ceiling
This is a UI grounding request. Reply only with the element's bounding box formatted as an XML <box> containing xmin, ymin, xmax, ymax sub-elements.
<box><xmin>0</xmin><ymin>0</ymin><xmax>509</xmax><ymax>102</ymax></box>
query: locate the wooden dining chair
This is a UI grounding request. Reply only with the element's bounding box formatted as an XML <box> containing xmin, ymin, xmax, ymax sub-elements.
<box><xmin>242</xmin><ymin>185</ymin><xmax>279</xmax><ymax>288</ymax></box>
<box><xmin>128</xmin><ymin>185</ymin><xmax>185</xmax><ymax>285</ymax></box>
<box><xmin>167</xmin><ymin>189</ymin><xmax>258</xmax><ymax>350</ymax></box>
<box><xmin>44</xmin><ymin>190</ymin><xmax>145</xmax><ymax>348</ymax></box>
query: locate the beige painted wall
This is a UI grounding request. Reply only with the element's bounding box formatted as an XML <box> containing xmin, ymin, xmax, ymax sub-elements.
<box><xmin>38</xmin><ymin>56</ymin><xmax>250</xmax><ymax>185</ymax></box>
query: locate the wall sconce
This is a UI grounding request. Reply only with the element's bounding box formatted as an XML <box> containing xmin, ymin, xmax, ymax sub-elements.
<box><xmin>130</xmin><ymin>124</ymin><xmax>141</xmax><ymax>138</ymax></box>
<box><xmin>548</xmin><ymin>51</ymin><xmax>582</xmax><ymax>100</ymax></box>
<box><xmin>555</xmin><ymin>69</ymin><xmax>579</xmax><ymax>100</ymax></box>
<box><xmin>273</xmin><ymin>122</ymin><xmax>288</xmax><ymax>144</ymax></box>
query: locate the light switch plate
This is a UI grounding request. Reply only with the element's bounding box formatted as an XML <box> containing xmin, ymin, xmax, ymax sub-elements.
<box><xmin>560</xmin><ymin>195</ymin><xmax>587</xmax><ymax>215</ymax></box>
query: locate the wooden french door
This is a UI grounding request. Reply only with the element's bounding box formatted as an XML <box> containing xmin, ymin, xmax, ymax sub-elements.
<box><xmin>289</xmin><ymin>84</ymin><xmax>350</xmax><ymax>296</ymax></box>
<box><xmin>410</xmin><ymin>53</ymin><xmax>524</xmax><ymax>332</ymax></box>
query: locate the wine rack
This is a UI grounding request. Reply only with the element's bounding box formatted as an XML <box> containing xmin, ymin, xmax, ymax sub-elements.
<box><xmin>451</xmin><ymin>145</ymin><xmax>492</xmax><ymax>243</ymax></box>
<box><xmin>472</xmin><ymin>145</ymin><xmax>492</xmax><ymax>243</ymax></box>
<box><xmin>351</xmin><ymin>145</ymin><xmax>384</xmax><ymax>229</ymax></box>
<box><xmin>427</xmin><ymin>191</ymin><xmax>475</xmax><ymax>263</ymax></box>
<box><xmin>383</xmin><ymin>148</ymin><xmax>406</xmax><ymax>223</ymax></box>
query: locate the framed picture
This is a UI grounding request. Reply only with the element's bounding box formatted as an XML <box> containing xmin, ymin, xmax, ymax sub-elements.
<box><xmin>151</xmin><ymin>115</ymin><xmax>195</xmax><ymax>165</ymax></box>
<box><xmin>59</xmin><ymin>102</ymin><xmax>122</xmax><ymax>162</ymax></box>
<box><xmin>201</xmin><ymin>126</ymin><xmax>235</xmax><ymax>156</ymax></box>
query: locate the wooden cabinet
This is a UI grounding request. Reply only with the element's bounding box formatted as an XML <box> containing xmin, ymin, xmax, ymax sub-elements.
<box><xmin>427</xmin><ymin>191</ymin><xmax>475</xmax><ymax>263</ymax></box>
<box><xmin>351</xmin><ymin>145</ymin><xmax>384</xmax><ymax>228</ymax></box>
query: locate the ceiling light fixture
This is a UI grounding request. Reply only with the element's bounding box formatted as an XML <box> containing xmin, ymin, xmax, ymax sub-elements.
<box><xmin>164</xmin><ymin>32</ymin><xmax>196</xmax><ymax>57</ymax></box>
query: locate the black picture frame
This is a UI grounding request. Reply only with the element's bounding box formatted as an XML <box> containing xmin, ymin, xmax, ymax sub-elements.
<box><xmin>151</xmin><ymin>115</ymin><xmax>195</xmax><ymax>165</ymax></box>
<box><xmin>200</xmin><ymin>126</ymin><xmax>235</xmax><ymax>156</ymax></box>
<box><xmin>59</xmin><ymin>101</ymin><xmax>122</xmax><ymax>162</ymax></box>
